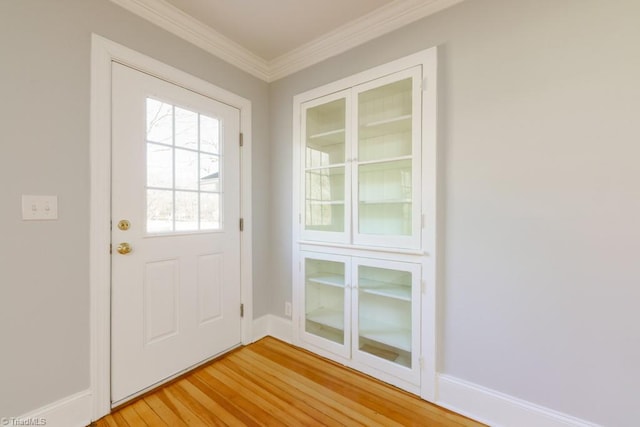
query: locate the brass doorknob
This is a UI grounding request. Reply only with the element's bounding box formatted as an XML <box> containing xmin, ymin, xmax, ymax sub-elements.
<box><xmin>117</xmin><ymin>242</ymin><xmax>132</xmax><ymax>255</ymax></box>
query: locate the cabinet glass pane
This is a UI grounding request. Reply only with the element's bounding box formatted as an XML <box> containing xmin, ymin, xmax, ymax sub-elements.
<box><xmin>305</xmin><ymin>259</ymin><xmax>345</xmax><ymax>345</ymax></box>
<box><xmin>358</xmin><ymin>160</ymin><xmax>412</xmax><ymax>235</ymax></box>
<box><xmin>305</xmin><ymin>166</ymin><xmax>345</xmax><ymax>232</ymax></box>
<box><xmin>358</xmin><ymin>78</ymin><xmax>412</xmax><ymax>162</ymax></box>
<box><xmin>358</xmin><ymin>265</ymin><xmax>412</xmax><ymax>368</ymax></box>
<box><xmin>306</xmin><ymin>99</ymin><xmax>346</xmax><ymax>167</ymax></box>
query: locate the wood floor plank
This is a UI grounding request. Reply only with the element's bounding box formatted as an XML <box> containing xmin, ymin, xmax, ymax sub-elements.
<box><xmin>215</xmin><ymin>358</ymin><xmax>347</xmax><ymax>427</ymax></box>
<box><xmin>131</xmin><ymin>399</ymin><xmax>168</xmax><ymax>427</ymax></box>
<box><xmin>175</xmin><ymin>375</ymin><xmax>258</xmax><ymax>426</ymax></box>
<box><xmin>143</xmin><ymin>394</ymin><xmax>189</xmax><ymax>427</ymax></box>
<box><xmin>193</xmin><ymin>367</ymin><xmax>291</xmax><ymax>426</ymax></box>
<box><xmin>253</xmin><ymin>338</ymin><xmax>469</xmax><ymax>426</ymax></box>
<box><xmin>119</xmin><ymin>404</ymin><xmax>148</xmax><ymax>426</ymax></box>
<box><xmin>223</xmin><ymin>353</ymin><xmax>372</xmax><ymax>426</ymax></box>
<box><xmin>154</xmin><ymin>389</ymin><xmax>207</xmax><ymax>426</ymax></box>
<box><xmin>233</xmin><ymin>349</ymin><xmax>403</xmax><ymax>427</ymax></box>
<box><xmin>96</xmin><ymin>337</ymin><xmax>484</xmax><ymax>427</ymax></box>
<box><xmin>111</xmin><ymin>411</ymin><xmax>130</xmax><ymax>427</ymax></box>
<box><xmin>204</xmin><ymin>362</ymin><xmax>326</xmax><ymax>427</ymax></box>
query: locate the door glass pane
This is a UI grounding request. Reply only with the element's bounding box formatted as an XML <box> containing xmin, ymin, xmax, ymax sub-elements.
<box><xmin>147</xmin><ymin>189</ymin><xmax>173</xmax><ymax>233</ymax></box>
<box><xmin>146</xmin><ymin>98</ymin><xmax>173</xmax><ymax>145</ymax></box>
<box><xmin>200</xmin><ymin>115</ymin><xmax>220</xmax><ymax>154</ymax></box>
<box><xmin>305</xmin><ymin>258</ymin><xmax>345</xmax><ymax>345</ymax></box>
<box><xmin>145</xmin><ymin>98</ymin><xmax>224</xmax><ymax>233</ymax></box>
<box><xmin>175</xmin><ymin>107</ymin><xmax>198</xmax><ymax>149</ymax></box>
<box><xmin>200</xmin><ymin>154</ymin><xmax>220</xmax><ymax>190</ymax></box>
<box><xmin>147</xmin><ymin>143</ymin><xmax>173</xmax><ymax>189</ymax></box>
<box><xmin>175</xmin><ymin>149</ymin><xmax>198</xmax><ymax>190</ymax></box>
<box><xmin>175</xmin><ymin>191</ymin><xmax>198</xmax><ymax>231</ymax></box>
<box><xmin>305</xmin><ymin>166</ymin><xmax>344</xmax><ymax>232</ymax></box>
<box><xmin>358</xmin><ymin>265</ymin><xmax>411</xmax><ymax>368</ymax></box>
<box><xmin>358</xmin><ymin>159</ymin><xmax>412</xmax><ymax>235</ymax></box>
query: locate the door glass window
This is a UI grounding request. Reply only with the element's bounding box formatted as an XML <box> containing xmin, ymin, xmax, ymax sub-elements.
<box><xmin>146</xmin><ymin>98</ymin><xmax>222</xmax><ymax>233</ymax></box>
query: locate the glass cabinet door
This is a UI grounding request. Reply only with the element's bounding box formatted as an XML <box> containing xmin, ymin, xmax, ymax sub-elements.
<box><xmin>301</xmin><ymin>252</ymin><xmax>351</xmax><ymax>358</ymax></box>
<box><xmin>301</xmin><ymin>91</ymin><xmax>351</xmax><ymax>243</ymax></box>
<box><xmin>353</xmin><ymin>67</ymin><xmax>422</xmax><ymax>249</ymax></box>
<box><xmin>353</xmin><ymin>259</ymin><xmax>420</xmax><ymax>383</ymax></box>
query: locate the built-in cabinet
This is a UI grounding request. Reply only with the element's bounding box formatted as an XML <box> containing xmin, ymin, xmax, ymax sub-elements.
<box><xmin>293</xmin><ymin>48</ymin><xmax>437</xmax><ymax>398</ymax></box>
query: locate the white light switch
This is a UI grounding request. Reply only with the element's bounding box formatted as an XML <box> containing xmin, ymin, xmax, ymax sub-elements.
<box><xmin>22</xmin><ymin>195</ymin><xmax>58</xmax><ymax>220</ymax></box>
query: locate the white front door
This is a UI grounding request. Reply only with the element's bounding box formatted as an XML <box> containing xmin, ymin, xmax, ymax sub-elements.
<box><xmin>110</xmin><ymin>62</ymin><xmax>242</xmax><ymax>405</ymax></box>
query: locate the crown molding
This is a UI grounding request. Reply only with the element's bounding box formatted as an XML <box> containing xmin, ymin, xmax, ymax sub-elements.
<box><xmin>268</xmin><ymin>0</ymin><xmax>464</xmax><ymax>81</ymax></box>
<box><xmin>109</xmin><ymin>0</ymin><xmax>270</xmax><ymax>81</ymax></box>
<box><xmin>110</xmin><ymin>0</ymin><xmax>463</xmax><ymax>82</ymax></box>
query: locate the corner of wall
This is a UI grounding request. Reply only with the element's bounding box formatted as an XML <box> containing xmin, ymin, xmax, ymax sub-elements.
<box><xmin>252</xmin><ymin>314</ymin><xmax>293</xmax><ymax>344</ymax></box>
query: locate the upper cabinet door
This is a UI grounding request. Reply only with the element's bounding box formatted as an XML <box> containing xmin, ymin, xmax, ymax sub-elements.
<box><xmin>352</xmin><ymin>66</ymin><xmax>423</xmax><ymax>249</ymax></box>
<box><xmin>300</xmin><ymin>90</ymin><xmax>351</xmax><ymax>243</ymax></box>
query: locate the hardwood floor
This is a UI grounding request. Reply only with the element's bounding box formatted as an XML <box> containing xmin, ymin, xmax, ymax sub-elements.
<box><xmin>96</xmin><ymin>337</ymin><xmax>483</xmax><ymax>426</ymax></box>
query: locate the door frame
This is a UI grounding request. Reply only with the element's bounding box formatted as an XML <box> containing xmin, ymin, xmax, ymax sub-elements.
<box><xmin>89</xmin><ymin>34</ymin><xmax>253</xmax><ymax>420</ymax></box>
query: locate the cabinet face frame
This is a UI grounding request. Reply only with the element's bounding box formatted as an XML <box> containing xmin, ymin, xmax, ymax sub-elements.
<box><xmin>292</xmin><ymin>46</ymin><xmax>437</xmax><ymax>401</ymax></box>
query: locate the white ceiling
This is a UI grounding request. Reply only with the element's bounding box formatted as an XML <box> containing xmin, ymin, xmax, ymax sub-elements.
<box><xmin>110</xmin><ymin>0</ymin><xmax>463</xmax><ymax>81</ymax></box>
<box><xmin>164</xmin><ymin>0</ymin><xmax>394</xmax><ymax>61</ymax></box>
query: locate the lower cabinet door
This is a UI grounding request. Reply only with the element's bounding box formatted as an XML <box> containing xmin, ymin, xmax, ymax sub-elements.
<box><xmin>352</xmin><ymin>258</ymin><xmax>421</xmax><ymax>385</ymax></box>
<box><xmin>299</xmin><ymin>252</ymin><xmax>421</xmax><ymax>387</ymax></box>
<box><xmin>300</xmin><ymin>252</ymin><xmax>351</xmax><ymax>358</ymax></box>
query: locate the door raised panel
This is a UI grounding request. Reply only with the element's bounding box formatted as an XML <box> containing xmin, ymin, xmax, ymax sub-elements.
<box><xmin>197</xmin><ymin>253</ymin><xmax>223</xmax><ymax>324</ymax></box>
<box><xmin>143</xmin><ymin>259</ymin><xmax>179</xmax><ymax>345</ymax></box>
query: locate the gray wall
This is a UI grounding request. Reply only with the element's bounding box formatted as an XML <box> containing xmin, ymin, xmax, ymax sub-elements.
<box><xmin>269</xmin><ymin>0</ymin><xmax>640</xmax><ymax>425</ymax></box>
<box><xmin>0</xmin><ymin>0</ymin><xmax>270</xmax><ymax>417</ymax></box>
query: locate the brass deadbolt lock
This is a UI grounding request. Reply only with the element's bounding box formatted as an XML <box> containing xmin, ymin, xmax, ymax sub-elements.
<box><xmin>118</xmin><ymin>220</ymin><xmax>131</xmax><ymax>231</ymax></box>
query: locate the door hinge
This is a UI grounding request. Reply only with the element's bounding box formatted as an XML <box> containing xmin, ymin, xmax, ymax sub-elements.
<box><xmin>239</xmin><ymin>132</ymin><xmax>244</xmax><ymax>147</ymax></box>
<box><xmin>109</xmin><ymin>243</ymin><xmax>112</xmax><ymax>254</ymax></box>
<box><xmin>240</xmin><ymin>303</ymin><xmax>244</xmax><ymax>318</ymax></box>
<box><xmin>421</xmin><ymin>77</ymin><xmax>428</xmax><ymax>91</ymax></box>
<box><xmin>419</xmin><ymin>356</ymin><xmax>424</xmax><ymax>369</ymax></box>
<box><xmin>239</xmin><ymin>218</ymin><xmax>244</xmax><ymax>231</ymax></box>
<box><xmin>421</xmin><ymin>213</ymin><xmax>425</xmax><ymax>229</ymax></box>
<box><xmin>422</xmin><ymin>279</ymin><xmax>427</xmax><ymax>294</ymax></box>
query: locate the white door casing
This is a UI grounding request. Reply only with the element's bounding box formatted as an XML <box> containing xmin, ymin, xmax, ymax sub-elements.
<box><xmin>110</xmin><ymin>62</ymin><xmax>242</xmax><ymax>404</ymax></box>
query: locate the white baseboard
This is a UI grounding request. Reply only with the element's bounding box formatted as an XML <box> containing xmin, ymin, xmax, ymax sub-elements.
<box><xmin>436</xmin><ymin>375</ymin><xmax>598</xmax><ymax>427</ymax></box>
<box><xmin>13</xmin><ymin>389</ymin><xmax>92</xmax><ymax>427</ymax></box>
<box><xmin>252</xmin><ymin>314</ymin><xmax>293</xmax><ymax>344</ymax></box>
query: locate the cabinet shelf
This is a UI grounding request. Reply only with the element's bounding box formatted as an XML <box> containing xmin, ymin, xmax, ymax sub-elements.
<box><xmin>359</xmin><ymin>199</ymin><xmax>411</xmax><ymax>205</ymax></box>
<box><xmin>304</xmin><ymin>164</ymin><xmax>346</xmax><ymax>172</ymax></box>
<box><xmin>306</xmin><ymin>307</ymin><xmax>343</xmax><ymax>330</ymax></box>
<box><xmin>359</xmin><ymin>279</ymin><xmax>411</xmax><ymax>301</ymax></box>
<box><xmin>357</xmin><ymin>156</ymin><xmax>412</xmax><ymax>169</ymax></box>
<box><xmin>307</xmin><ymin>200</ymin><xmax>345</xmax><ymax>206</ymax></box>
<box><xmin>307</xmin><ymin>274</ymin><xmax>344</xmax><ymax>288</ymax></box>
<box><xmin>308</xmin><ymin>128</ymin><xmax>345</xmax><ymax>146</ymax></box>
<box><xmin>359</xmin><ymin>317</ymin><xmax>411</xmax><ymax>352</ymax></box>
<box><xmin>359</xmin><ymin>115</ymin><xmax>411</xmax><ymax>139</ymax></box>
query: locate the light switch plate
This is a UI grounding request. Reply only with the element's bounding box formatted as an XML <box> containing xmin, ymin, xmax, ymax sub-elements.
<box><xmin>22</xmin><ymin>195</ymin><xmax>58</xmax><ymax>220</ymax></box>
